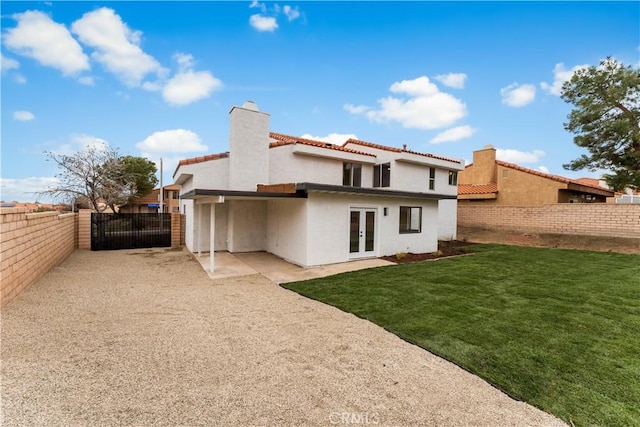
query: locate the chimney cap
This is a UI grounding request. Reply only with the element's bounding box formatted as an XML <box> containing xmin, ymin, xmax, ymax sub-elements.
<box><xmin>242</xmin><ymin>100</ymin><xmax>258</xmax><ymax>111</ymax></box>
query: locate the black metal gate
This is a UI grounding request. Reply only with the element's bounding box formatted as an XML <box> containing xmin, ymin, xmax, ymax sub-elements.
<box><xmin>91</xmin><ymin>213</ymin><xmax>171</xmax><ymax>251</ymax></box>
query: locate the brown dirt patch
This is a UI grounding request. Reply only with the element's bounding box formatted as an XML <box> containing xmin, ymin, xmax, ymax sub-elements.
<box><xmin>381</xmin><ymin>240</ymin><xmax>477</xmax><ymax>264</ymax></box>
<box><xmin>458</xmin><ymin>226</ymin><xmax>640</xmax><ymax>254</ymax></box>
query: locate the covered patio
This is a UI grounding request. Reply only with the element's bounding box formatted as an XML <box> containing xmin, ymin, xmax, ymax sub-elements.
<box><xmin>192</xmin><ymin>250</ymin><xmax>394</xmax><ymax>283</ymax></box>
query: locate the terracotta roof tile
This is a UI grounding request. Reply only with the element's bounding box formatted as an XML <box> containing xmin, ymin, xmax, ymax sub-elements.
<box><xmin>458</xmin><ymin>183</ymin><xmax>498</xmax><ymax>195</ymax></box>
<box><xmin>495</xmin><ymin>160</ymin><xmax>611</xmax><ymax>192</ymax></box>
<box><xmin>178</xmin><ymin>152</ymin><xmax>229</xmax><ymax>167</ymax></box>
<box><xmin>269</xmin><ymin>132</ymin><xmax>375</xmax><ymax>157</ymax></box>
<box><xmin>344</xmin><ymin>138</ymin><xmax>463</xmax><ymax>164</ymax></box>
<box><xmin>574</xmin><ymin>177</ymin><xmax>603</xmax><ymax>187</ymax></box>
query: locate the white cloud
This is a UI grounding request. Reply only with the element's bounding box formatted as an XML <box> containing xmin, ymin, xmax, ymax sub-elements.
<box><xmin>434</xmin><ymin>73</ymin><xmax>467</xmax><ymax>89</ymax></box>
<box><xmin>343</xmin><ymin>103</ymin><xmax>370</xmax><ymax>114</ymax></box>
<box><xmin>4</xmin><ymin>10</ymin><xmax>90</xmax><ymax>76</ymax></box>
<box><xmin>162</xmin><ymin>70</ymin><xmax>222</xmax><ymax>106</ymax></box>
<box><xmin>71</xmin><ymin>7</ymin><xmax>163</xmax><ymax>87</ymax></box>
<box><xmin>496</xmin><ymin>148</ymin><xmax>545</xmax><ymax>164</ymax></box>
<box><xmin>1</xmin><ymin>53</ymin><xmax>20</xmax><ymax>72</ymax></box>
<box><xmin>249</xmin><ymin>14</ymin><xmax>278</xmax><ymax>32</ymax></box>
<box><xmin>352</xmin><ymin>76</ymin><xmax>467</xmax><ymax>130</ymax></box>
<box><xmin>159</xmin><ymin>53</ymin><xmax>222</xmax><ymax>106</ymax></box>
<box><xmin>78</xmin><ymin>76</ymin><xmax>94</xmax><ymax>86</ymax></box>
<box><xmin>14</xmin><ymin>74</ymin><xmax>27</xmax><ymax>84</ymax></box>
<box><xmin>51</xmin><ymin>134</ymin><xmax>110</xmax><ymax>155</ymax></box>
<box><xmin>540</xmin><ymin>62</ymin><xmax>588</xmax><ymax>96</ymax></box>
<box><xmin>500</xmin><ymin>83</ymin><xmax>536</xmax><ymax>107</ymax></box>
<box><xmin>430</xmin><ymin>125</ymin><xmax>476</xmax><ymax>144</ymax></box>
<box><xmin>0</xmin><ymin>177</ymin><xmax>60</xmax><ymax>203</ymax></box>
<box><xmin>13</xmin><ymin>110</ymin><xmax>35</xmax><ymax>121</ymax></box>
<box><xmin>300</xmin><ymin>133</ymin><xmax>358</xmax><ymax>145</ymax></box>
<box><xmin>136</xmin><ymin>129</ymin><xmax>208</xmax><ymax>154</ymax></box>
<box><xmin>249</xmin><ymin>0</ymin><xmax>267</xmax><ymax>13</ymax></box>
<box><xmin>173</xmin><ymin>52</ymin><xmax>195</xmax><ymax>70</ymax></box>
<box><xmin>537</xmin><ymin>166</ymin><xmax>550</xmax><ymax>174</ymax></box>
<box><xmin>283</xmin><ymin>5</ymin><xmax>301</xmax><ymax>21</ymax></box>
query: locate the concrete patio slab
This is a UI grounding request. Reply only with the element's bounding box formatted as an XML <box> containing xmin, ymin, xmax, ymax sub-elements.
<box><xmin>194</xmin><ymin>251</ymin><xmax>395</xmax><ymax>283</ymax></box>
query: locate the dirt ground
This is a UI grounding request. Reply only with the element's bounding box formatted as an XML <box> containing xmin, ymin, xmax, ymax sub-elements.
<box><xmin>380</xmin><ymin>240</ymin><xmax>477</xmax><ymax>263</ymax></box>
<box><xmin>0</xmin><ymin>248</ymin><xmax>566</xmax><ymax>426</ymax></box>
<box><xmin>458</xmin><ymin>227</ymin><xmax>640</xmax><ymax>254</ymax></box>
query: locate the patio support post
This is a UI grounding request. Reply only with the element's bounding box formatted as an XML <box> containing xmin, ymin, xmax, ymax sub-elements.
<box><xmin>209</xmin><ymin>202</ymin><xmax>215</xmax><ymax>272</ymax></box>
<box><xmin>196</xmin><ymin>203</ymin><xmax>202</xmax><ymax>258</ymax></box>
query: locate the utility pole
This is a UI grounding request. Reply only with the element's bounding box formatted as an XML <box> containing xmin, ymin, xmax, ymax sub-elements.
<box><xmin>159</xmin><ymin>157</ymin><xmax>164</xmax><ymax>213</ymax></box>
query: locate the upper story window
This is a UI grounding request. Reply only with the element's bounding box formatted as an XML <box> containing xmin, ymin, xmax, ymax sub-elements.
<box><xmin>373</xmin><ymin>163</ymin><xmax>391</xmax><ymax>188</ymax></box>
<box><xmin>343</xmin><ymin>163</ymin><xmax>362</xmax><ymax>187</ymax></box>
<box><xmin>429</xmin><ymin>168</ymin><xmax>436</xmax><ymax>190</ymax></box>
<box><xmin>448</xmin><ymin>170</ymin><xmax>458</xmax><ymax>186</ymax></box>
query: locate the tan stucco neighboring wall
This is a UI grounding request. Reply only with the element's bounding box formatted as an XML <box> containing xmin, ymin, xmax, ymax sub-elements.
<box><xmin>495</xmin><ymin>165</ymin><xmax>565</xmax><ymax>205</ymax></box>
<box><xmin>458</xmin><ymin>147</ymin><xmax>497</xmax><ymax>185</ymax></box>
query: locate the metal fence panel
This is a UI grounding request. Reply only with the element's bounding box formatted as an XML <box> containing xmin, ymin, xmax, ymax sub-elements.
<box><xmin>91</xmin><ymin>213</ymin><xmax>171</xmax><ymax>251</ymax></box>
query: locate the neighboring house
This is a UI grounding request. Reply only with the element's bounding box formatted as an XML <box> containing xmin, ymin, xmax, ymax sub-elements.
<box><xmin>574</xmin><ymin>178</ymin><xmax>640</xmax><ymax>204</ymax></box>
<box><xmin>1</xmin><ymin>202</ymin><xmax>70</xmax><ymax>212</ymax></box>
<box><xmin>173</xmin><ymin>101</ymin><xmax>465</xmax><ymax>269</ymax></box>
<box><xmin>119</xmin><ymin>184</ymin><xmax>181</xmax><ymax>213</ymax></box>
<box><xmin>458</xmin><ymin>146</ymin><xmax>614</xmax><ymax>204</ymax></box>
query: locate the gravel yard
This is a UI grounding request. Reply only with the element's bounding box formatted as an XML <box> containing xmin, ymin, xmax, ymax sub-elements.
<box><xmin>0</xmin><ymin>248</ymin><xmax>566</xmax><ymax>426</ymax></box>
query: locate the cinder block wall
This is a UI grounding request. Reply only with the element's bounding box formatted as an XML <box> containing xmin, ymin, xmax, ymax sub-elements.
<box><xmin>171</xmin><ymin>212</ymin><xmax>186</xmax><ymax>247</ymax></box>
<box><xmin>458</xmin><ymin>204</ymin><xmax>640</xmax><ymax>238</ymax></box>
<box><xmin>77</xmin><ymin>209</ymin><xmax>91</xmax><ymax>249</ymax></box>
<box><xmin>0</xmin><ymin>208</ymin><xmax>77</xmax><ymax>308</ymax></box>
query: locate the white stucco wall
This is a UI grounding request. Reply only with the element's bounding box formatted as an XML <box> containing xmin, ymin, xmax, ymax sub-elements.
<box><xmin>266</xmin><ymin>199</ymin><xmax>308</xmax><ymax>266</ymax></box>
<box><xmin>184</xmin><ymin>199</ymin><xmax>194</xmax><ymax>250</ymax></box>
<box><xmin>227</xmin><ymin>200</ymin><xmax>267</xmax><ymax>252</ymax></box>
<box><xmin>177</xmin><ymin>158</ymin><xmax>230</xmax><ymax>194</ymax></box>
<box><xmin>269</xmin><ymin>145</ymin><xmax>374</xmax><ymax>186</ymax></box>
<box><xmin>437</xmin><ymin>199</ymin><xmax>458</xmax><ymax>241</ymax></box>
<box><xmin>304</xmin><ymin>192</ymin><xmax>439</xmax><ymax>266</ymax></box>
<box><xmin>229</xmin><ymin>103</ymin><xmax>270</xmax><ymax>191</ymax></box>
<box><xmin>214</xmin><ymin>203</ymin><xmax>229</xmax><ymax>250</ymax></box>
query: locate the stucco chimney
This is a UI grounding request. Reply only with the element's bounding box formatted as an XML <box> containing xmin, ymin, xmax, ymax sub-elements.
<box><xmin>472</xmin><ymin>146</ymin><xmax>497</xmax><ymax>184</ymax></box>
<box><xmin>228</xmin><ymin>101</ymin><xmax>270</xmax><ymax>191</ymax></box>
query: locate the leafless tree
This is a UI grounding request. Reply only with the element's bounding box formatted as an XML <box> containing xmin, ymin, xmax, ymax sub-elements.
<box><xmin>41</xmin><ymin>145</ymin><xmax>134</xmax><ymax>212</ymax></box>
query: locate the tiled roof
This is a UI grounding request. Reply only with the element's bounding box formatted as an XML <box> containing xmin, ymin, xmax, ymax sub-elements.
<box><xmin>344</xmin><ymin>138</ymin><xmax>463</xmax><ymax>164</ymax></box>
<box><xmin>458</xmin><ymin>183</ymin><xmax>498</xmax><ymax>195</ymax></box>
<box><xmin>495</xmin><ymin>160</ymin><xmax>610</xmax><ymax>192</ymax></box>
<box><xmin>574</xmin><ymin>177</ymin><xmax>603</xmax><ymax>188</ymax></box>
<box><xmin>178</xmin><ymin>152</ymin><xmax>229</xmax><ymax>167</ymax></box>
<box><xmin>269</xmin><ymin>132</ymin><xmax>376</xmax><ymax>157</ymax></box>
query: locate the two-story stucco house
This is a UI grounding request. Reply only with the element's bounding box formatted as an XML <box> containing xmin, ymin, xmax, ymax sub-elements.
<box><xmin>173</xmin><ymin>101</ymin><xmax>464</xmax><ymax>270</ymax></box>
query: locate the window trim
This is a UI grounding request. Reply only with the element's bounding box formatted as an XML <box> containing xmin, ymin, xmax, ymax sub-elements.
<box><xmin>429</xmin><ymin>168</ymin><xmax>436</xmax><ymax>190</ymax></box>
<box><xmin>343</xmin><ymin>162</ymin><xmax>362</xmax><ymax>187</ymax></box>
<box><xmin>399</xmin><ymin>206</ymin><xmax>422</xmax><ymax>234</ymax></box>
<box><xmin>373</xmin><ymin>162</ymin><xmax>391</xmax><ymax>188</ymax></box>
<box><xmin>448</xmin><ymin>170</ymin><xmax>458</xmax><ymax>186</ymax></box>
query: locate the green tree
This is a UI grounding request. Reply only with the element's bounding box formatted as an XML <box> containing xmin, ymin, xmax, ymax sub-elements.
<box><xmin>119</xmin><ymin>155</ymin><xmax>158</xmax><ymax>201</ymax></box>
<box><xmin>561</xmin><ymin>57</ymin><xmax>640</xmax><ymax>191</ymax></box>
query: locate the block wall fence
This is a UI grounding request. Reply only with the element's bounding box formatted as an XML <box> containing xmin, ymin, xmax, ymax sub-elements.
<box><xmin>1</xmin><ymin>209</ymin><xmax>185</xmax><ymax>308</ymax></box>
<box><xmin>0</xmin><ymin>208</ymin><xmax>77</xmax><ymax>308</ymax></box>
<box><xmin>458</xmin><ymin>204</ymin><xmax>640</xmax><ymax>239</ymax></box>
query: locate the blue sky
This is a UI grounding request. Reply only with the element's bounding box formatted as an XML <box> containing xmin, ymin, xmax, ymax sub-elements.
<box><xmin>1</xmin><ymin>1</ymin><xmax>638</xmax><ymax>202</ymax></box>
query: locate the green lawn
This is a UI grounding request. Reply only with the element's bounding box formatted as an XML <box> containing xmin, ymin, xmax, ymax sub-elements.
<box><xmin>282</xmin><ymin>245</ymin><xmax>640</xmax><ymax>427</ymax></box>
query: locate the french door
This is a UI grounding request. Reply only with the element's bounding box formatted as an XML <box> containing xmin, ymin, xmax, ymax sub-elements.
<box><xmin>349</xmin><ymin>208</ymin><xmax>376</xmax><ymax>258</ymax></box>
